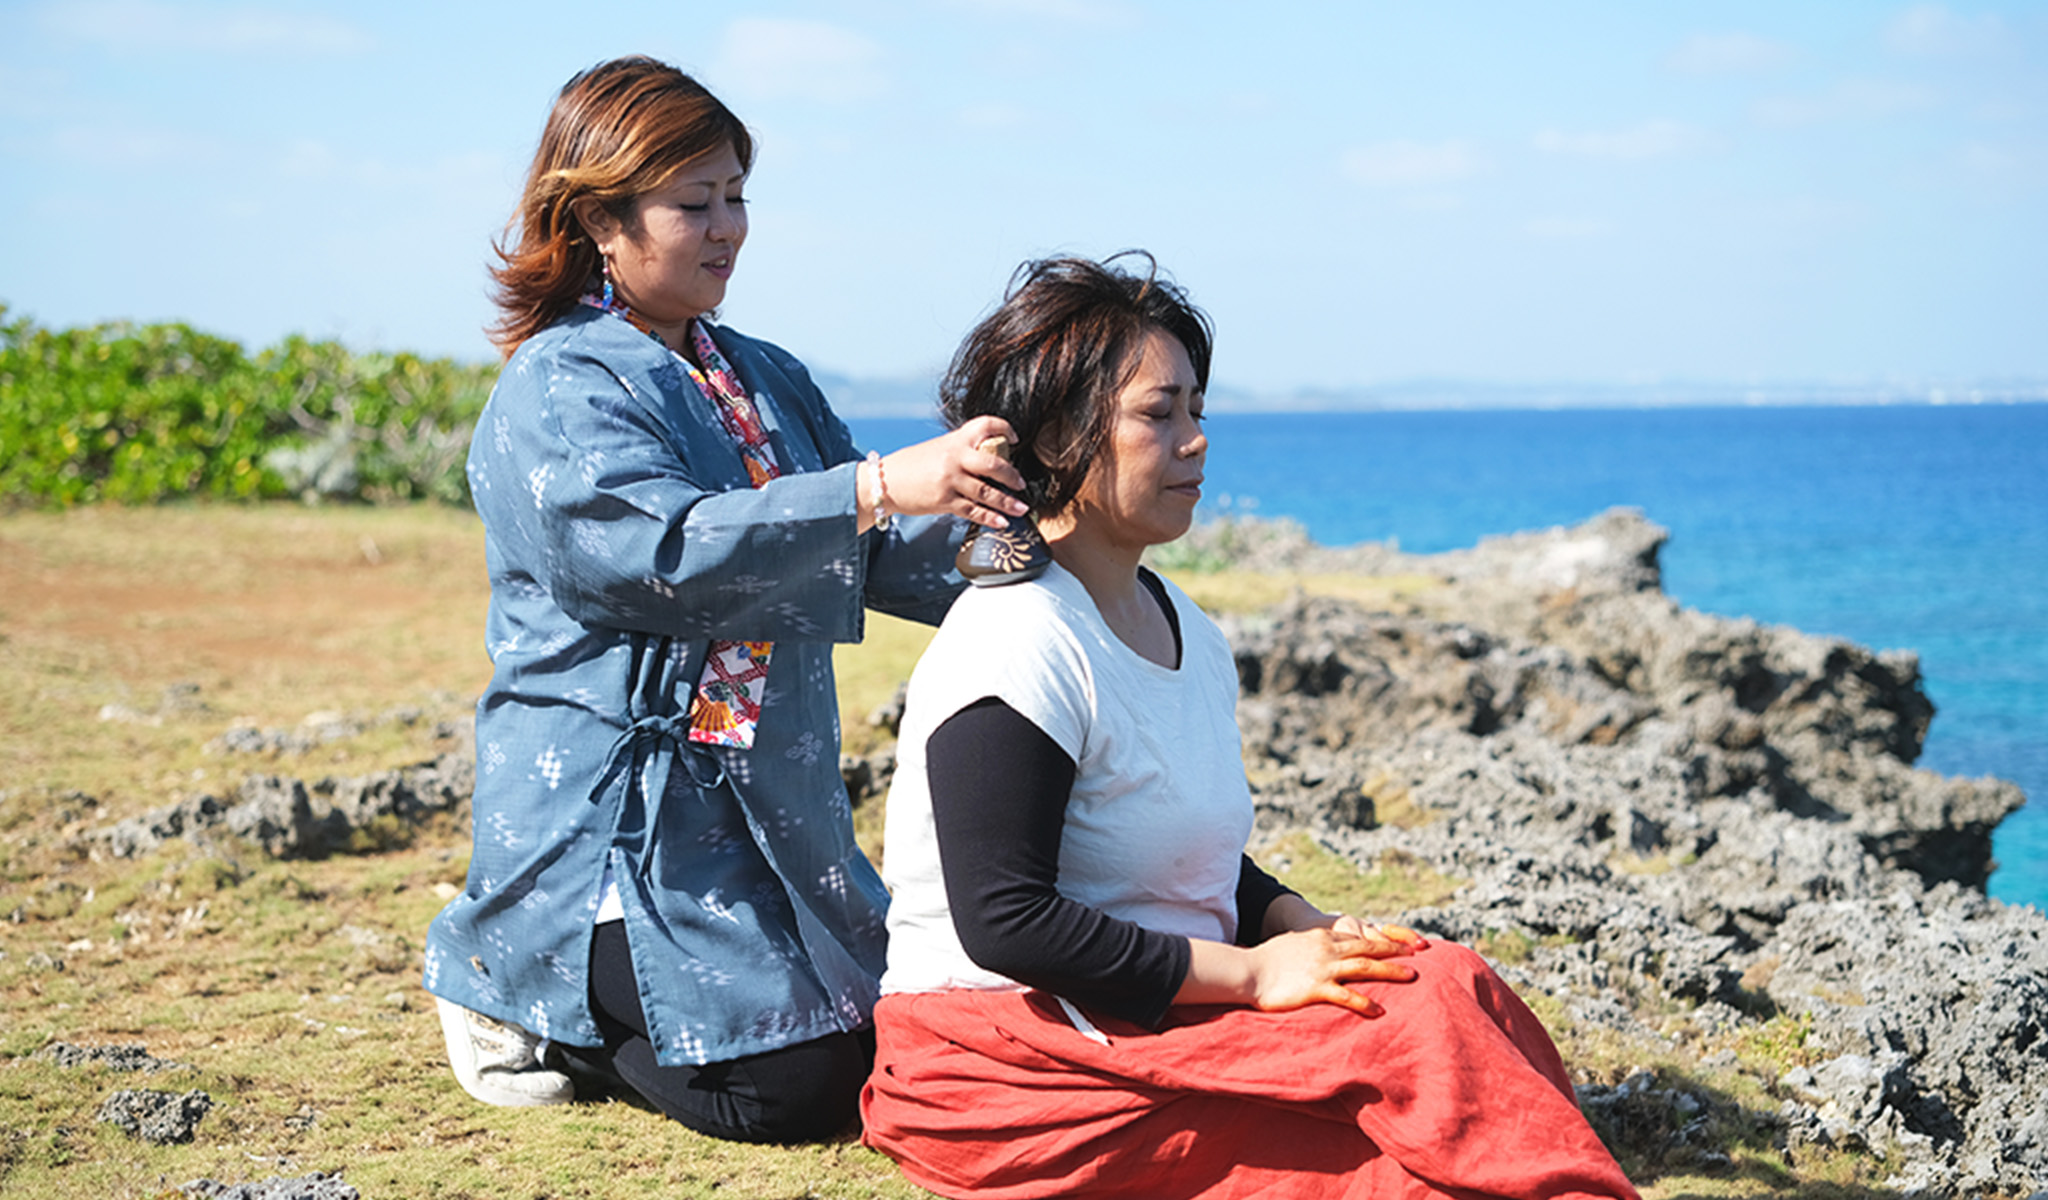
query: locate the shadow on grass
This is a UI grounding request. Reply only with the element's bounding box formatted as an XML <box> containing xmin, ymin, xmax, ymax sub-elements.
<box><xmin>1583</xmin><ymin>1062</ymin><xmax>1920</xmax><ymax>1199</ymax></box>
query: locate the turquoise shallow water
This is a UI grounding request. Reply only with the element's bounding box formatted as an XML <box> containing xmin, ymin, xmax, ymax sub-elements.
<box><xmin>849</xmin><ymin>404</ymin><xmax>2048</xmax><ymax>911</ymax></box>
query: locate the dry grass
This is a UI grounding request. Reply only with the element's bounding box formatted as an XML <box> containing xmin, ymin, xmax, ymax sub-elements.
<box><xmin>0</xmin><ymin>504</ymin><xmax>933</xmax><ymax>1199</ymax></box>
<box><xmin>1162</xmin><ymin>567</ymin><xmax>1442</xmax><ymax>618</ymax></box>
<box><xmin>1252</xmin><ymin>833</ymin><xmax>1466</xmax><ymax>917</ymax></box>
<box><xmin>0</xmin><ymin>505</ymin><xmax>1899</xmax><ymax>1199</ymax></box>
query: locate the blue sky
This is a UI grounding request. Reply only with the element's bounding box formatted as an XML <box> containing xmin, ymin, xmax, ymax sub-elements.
<box><xmin>2</xmin><ymin>1</ymin><xmax>2043</xmax><ymax>395</ymax></box>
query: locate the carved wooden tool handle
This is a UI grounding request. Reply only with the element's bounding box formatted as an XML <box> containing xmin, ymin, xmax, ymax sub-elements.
<box><xmin>956</xmin><ymin>434</ymin><xmax>1051</xmax><ymax>586</ymax></box>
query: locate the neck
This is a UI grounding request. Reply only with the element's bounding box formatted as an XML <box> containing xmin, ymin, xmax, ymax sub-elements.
<box><xmin>1040</xmin><ymin>508</ymin><xmax>1141</xmax><ymax>596</ymax></box>
<box><xmin>1042</xmin><ymin>510</ymin><xmax>1171</xmax><ymax>665</ymax></box>
<box><xmin>603</xmin><ymin>294</ymin><xmax>699</xmax><ymax>360</ymax></box>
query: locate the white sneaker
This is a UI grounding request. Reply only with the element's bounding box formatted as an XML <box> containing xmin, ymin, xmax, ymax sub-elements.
<box><xmin>436</xmin><ymin>996</ymin><xmax>574</xmax><ymax>1107</ymax></box>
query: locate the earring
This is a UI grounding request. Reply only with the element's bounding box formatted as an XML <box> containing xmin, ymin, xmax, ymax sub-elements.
<box><xmin>600</xmin><ymin>256</ymin><xmax>617</xmax><ymax>310</ymax></box>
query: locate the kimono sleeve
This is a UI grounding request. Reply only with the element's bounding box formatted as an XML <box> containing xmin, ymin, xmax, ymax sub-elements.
<box><xmin>472</xmin><ymin>326</ymin><xmax>870</xmax><ymax>644</ymax></box>
<box><xmin>718</xmin><ymin>331</ymin><xmax>965</xmax><ymax>630</ymax></box>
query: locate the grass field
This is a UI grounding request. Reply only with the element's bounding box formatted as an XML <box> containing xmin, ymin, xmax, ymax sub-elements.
<box><xmin>0</xmin><ymin>505</ymin><xmax>1895</xmax><ymax>1198</ymax></box>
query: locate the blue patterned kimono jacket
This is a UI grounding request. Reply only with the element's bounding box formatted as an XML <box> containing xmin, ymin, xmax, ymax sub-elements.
<box><xmin>423</xmin><ymin>305</ymin><xmax>964</xmax><ymax>1066</ymax></box>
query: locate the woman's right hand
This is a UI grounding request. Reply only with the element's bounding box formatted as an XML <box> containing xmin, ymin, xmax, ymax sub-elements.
<box><xmin>1180</xmin><ymin>925</ymin><xmax>1422</xmax><ymax>1017</ymax></box>
<box><xmin>861</xmin><ymin>416</ymin><xmax>1030</xmax><ymax>532</ymax></box>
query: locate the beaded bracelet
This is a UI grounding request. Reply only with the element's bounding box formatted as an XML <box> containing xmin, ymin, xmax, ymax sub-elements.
<box><xmin>865</xmin><ymin>450</ymin><xmax>891</xmax><ymax>531</ymax></box>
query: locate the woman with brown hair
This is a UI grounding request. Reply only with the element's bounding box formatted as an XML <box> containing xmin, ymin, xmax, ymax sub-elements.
<box><xmin>422</xmin><ymin>55</ymin><xmax>1025</xmax><ymax>1143</ymax></box>
<box><xmin>862</xmin><ymin>254</ymin><xmax>1640</xmax><ymax>1198</ymax></box>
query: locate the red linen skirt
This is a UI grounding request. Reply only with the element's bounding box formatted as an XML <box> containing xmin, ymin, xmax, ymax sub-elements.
<box><xmin>861</xmin><ymin>942</ymin><xmax>1638</xmax><ymax>1200</ymax></box>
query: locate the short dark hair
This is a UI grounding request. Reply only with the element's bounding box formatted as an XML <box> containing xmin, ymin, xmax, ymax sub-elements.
<box><xmin>939</xmin><ymin>252</ymin><xmax>1213</xmax><ymax>515</ymax></box>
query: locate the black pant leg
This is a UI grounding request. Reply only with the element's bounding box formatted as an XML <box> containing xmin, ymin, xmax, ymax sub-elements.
<box><xmin>585</xmin><ymin>920</ymin><xmax>871</xmax><ymax>1142</ymax></box>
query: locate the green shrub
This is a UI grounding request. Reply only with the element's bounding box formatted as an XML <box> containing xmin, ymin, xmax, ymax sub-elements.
<box><xmin>256</xmin><ymin>335</ymin><xmax>495</xmax><ymax>505</ymax></box>
<box><xmin>0</xmin><ymin>305</ymin><xmax>496</xmax><ymax>508</ymax></box>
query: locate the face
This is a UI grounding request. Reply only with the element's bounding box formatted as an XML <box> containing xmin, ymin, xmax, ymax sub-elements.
<box><xmin>1064</xmin><ymin>327</ymin><xmax>1208</xmax><ymax>552</ymax></box>
<box><xmin>583</xmin><ymin>142</ymin><xmax>748</xmax><ymax>345</ymax></box>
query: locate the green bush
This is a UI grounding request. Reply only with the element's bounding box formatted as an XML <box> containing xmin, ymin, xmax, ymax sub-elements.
<box><xmin>0</xmin><ymin>305</ymin><xmax>497</xmax><ymax>508</ymax></box>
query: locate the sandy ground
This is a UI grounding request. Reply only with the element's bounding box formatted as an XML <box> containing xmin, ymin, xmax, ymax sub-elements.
<box><xmin>2</xmin><ymin>505</ymin><xmax>489</xmax><ymax>707</ymax></box>
<box><xmin>0</xmin><ymin>504</ymin><xmax>494</xmax><ymax>816</ymax></box>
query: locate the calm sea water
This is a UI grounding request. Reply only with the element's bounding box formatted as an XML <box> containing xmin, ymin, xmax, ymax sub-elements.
<box><xmin>849</xmin><ymin>405</ymin><xmax>2048</xmax><ymax>911</ymax></box>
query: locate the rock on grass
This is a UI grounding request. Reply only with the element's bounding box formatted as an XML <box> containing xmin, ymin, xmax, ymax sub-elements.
<box><xmin>96</xmin><ymin>1088</ymin><xmax>213</xmax><ymax>1144</ymax></box>
<box><xmin>181</xmin><ymin>1172</ymin><xmax>360</xmax><ymax>1200</ymax></box>
<box><xmin>35</xmin><ymin>1042</ymin><xmax>189</xmax><ymax>1073</ymax></box>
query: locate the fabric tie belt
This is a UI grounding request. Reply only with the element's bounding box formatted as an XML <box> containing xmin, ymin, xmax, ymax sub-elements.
<box><xmin>591</xmin><ymin>711</ymin><xmax>727</xmax><ymax>884</ymax></box>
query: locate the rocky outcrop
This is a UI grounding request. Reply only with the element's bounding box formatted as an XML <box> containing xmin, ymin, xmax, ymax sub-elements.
<box><xmin>181</xmin><ymin>1173</ymin><xmax>360</xmax><ymax>1200</ymax></box>
<box><xmin>46</xmin><ymin>1042</ymin><xmax>351</xmax><ymax>1194</ymax></box>
<box><xmin>74</xmin><ymin>507</ymin><xmax>2040</xmax><ymax>1192</ymax></box>
<box><xmin>97</xmin><ymin>1088</ymin><xmax>213</xmax><ymax>1144</ymax></box>
<box><xmin>35</xmin><ymin>1042</ymin><xmax>190</xmax><ymax>1073</ymax></box>
<box><xmin>88</xmin><ymin>753</ymin><xmax>472</xmax><ymax>861</ymax></box>
<box><xmin>1222</xmin><ymin>508</ymin><xmax>2041</xmax><ymax>1195</ymax></box>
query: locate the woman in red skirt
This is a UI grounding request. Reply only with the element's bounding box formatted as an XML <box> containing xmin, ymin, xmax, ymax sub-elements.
<box><xmin>862</xmin><ymin>254</ymin><xmax>1638</xmax><ymax>1200</ymax></box>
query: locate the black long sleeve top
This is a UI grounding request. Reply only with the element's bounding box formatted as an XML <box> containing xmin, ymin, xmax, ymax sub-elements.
<box><xmin>922</xmin><ymin>570</ymin><xmax>1295</xmax><ymax>1028</ymax></box>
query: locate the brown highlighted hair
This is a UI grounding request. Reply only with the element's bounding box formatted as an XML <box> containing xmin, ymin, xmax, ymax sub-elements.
<box><xmin>940</xmin><ymin>253</ymin><xmax>1213</xmax><ymax>515</ymax></box>
<box><xmin>487</xmin><ymin>56</ymin><xmax>754</xmax><ymax>356</ymax></box>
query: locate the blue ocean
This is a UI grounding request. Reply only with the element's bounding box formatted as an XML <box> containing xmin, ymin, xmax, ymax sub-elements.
<box><xmin>850</xmin><ymin>404</ymin><xmax>2048</xmax><ymax>911</ymax></box>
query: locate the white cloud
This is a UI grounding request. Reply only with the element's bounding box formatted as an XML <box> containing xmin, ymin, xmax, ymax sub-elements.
<box><xmin>1953</xmin><ymin>141</ymin><xmax>2038</xmax><ymax>201</ymax></box>
<box><xmin>712</xmin><ymin>18</ymin><xmax>888</xmax><ymax>104</ymax></box>
<box><xmin>280</xmin><ymin>138</ymin><xmax>342</xmax><ymax>179</ymax></box>
<box><xmin>1748</xmin><ymin>195</ymin><xmax>1868</xmax><ymax>228</ymax></box>
<box><xmin>1340</xmin><ymin>139</ymin><xmax>1483</xmax><ymax>188</ymax></box>
<box><xmin>1524</xmin><ymin>217</ymin><xmax>1610</xmax><ymax>239</ymax></box>
<box><xmin>41</xmin><ymin>0</ymin><xmax>373</xmax><ymax>55</ymax></box>
<box><xmin>51</xmin><ymin>122</ymin><xmax>223</xmax><ymax>168</ymax></box>
<box><xmin>1666</xmin><ymin>32</ymin><xmax>1796</xmax><ymax>75</ymax></box>
<box><xmin>1533</xmin><ymin>120</ymin><xmax>1704</xmax><ymax>160</ymax></box>
<box><xmin>1751</xmin><ymin>79</ymin><xmax>1936</xmax><ymax>125</ymax></box>
<box><xmin>1959</xmin><ymin>141</ymin><xmax>2024</xmax><ymax>174</ymax></box>
<box><xmin>275</xmin><ymin>141</ymin><xmax>506</xmax><ymax>196</ymax></box>
<box><xmin>936</xmin><ymin>0</ymin><xmax>1138</xmax><ymax>23</ymax></box>
<box><xmin>954</xmin><ymin>103</ymin><xmax>1036</xmax><ymax>132</ymax></box>
<box><xmin>1399</xmin><ymin>192</ymin><xmax>1467</xmax><ymax>213</ymax></box>
<box><xmin>1216</xmin><ymin>91</ymin><xmax>1281</xmax><ymax>122</ymax></box>
<box><xmin>0</xmin><ymin>65</ymin><xmax>67</xmax><ymax>120</ymax></box>
<box><xmin>1885</xmin><ymin>4</ymin><xmax>2010</xmax><ymax>57</ymax></box>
